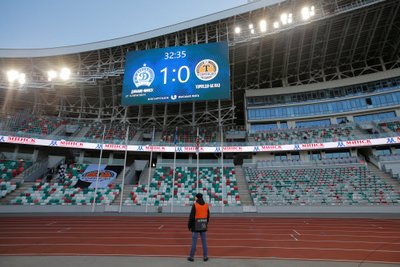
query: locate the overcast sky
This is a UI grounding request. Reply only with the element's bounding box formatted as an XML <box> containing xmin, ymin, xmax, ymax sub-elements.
<box><xmin>0</xmin><ymin>0</ymin><xmax>248</xmax><ymax>49</ymax></box>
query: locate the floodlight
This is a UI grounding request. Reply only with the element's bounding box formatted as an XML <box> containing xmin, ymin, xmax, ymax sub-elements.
<box><xmin>234</xmin><ymin>26</ymin><xmax>241</xmax><ymax>34</ymax></box>
<box><xmin>301</xmin><ymin>7</ymin><xmax>310</xmax><ymax>20</ymax></box>
<box><xmin>281</xmin><ymin>13</ymin><xmax>288</xmax><ymax>25</ymax></box>
<box><xmin>249</xmin><ymin>23</ymin><xmax>254</xmax><ymax>29</ymax></box>
<box><xmin>250</xmin><ymin>29</ymin><xmax>255</xmax><ymax>34</ymax></box>
<box><xmin>48</xmin><ymin>70</ymin><xmax>57</xmax><ymax>82</ymax></box>
<box><xmin>60</xmin><ymin>67</ymin><xmax>71</xmax><ymax>80</ymax></box>
<box><xmin>310</xmin><ymin>6</ymin><xmax>315</xmax><ymax>16</ymax></box>
<box><xmin>301</xmin><ymin>6</ymin><xmax>315</xmax><ymax>20</ymax></box>
<box><xmin>273</xmin><ymin>21</ymin><xmax>280</xmax><ymax>29</ymax></box>
<box><xmin>7</xmin><ymin>70</ymin><xmax>19</xmax><ymax>82</ymax></box>
<box><xmin>259</xmin><ymin>19</ymin><xmax>267</xmax><ymax>32</ymax></box>
<box><xmin>288</xmin><ymin>13</ymin><xmax>293</xmax><ymax>24</ymax></box>
<box><xmin>18</xmin><ymin>73</ymin><xmax>26</xmax><ymax>85</ymax></box>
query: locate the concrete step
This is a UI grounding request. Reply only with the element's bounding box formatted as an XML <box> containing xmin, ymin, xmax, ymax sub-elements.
<box><xmin>0</xmin><ymin>182</ymin><xmax>33</xmax><ymax>204</ymax></box>
<box><xmin>74</xmin><ymin>126</ymin><xmax>90</xmax><ymax>138</ymax></box>
<box><xmin>139</xmin><ymin>167</ymin><xmax>155</xmax><ymax>185</ymax></box>
<box><xmin>110</xmin><ymin>186</ymin><xmax>133</xmax><ymax>205</ymax></box>
<box><xmin>367</xmin><ymin>163</ymin><xmax>400</xmax><ymax>190</ymax></box>
<box><xmin>234</xmin><ymin>165</ymin><xmax>253</xmax><ymax>206</ymax></box>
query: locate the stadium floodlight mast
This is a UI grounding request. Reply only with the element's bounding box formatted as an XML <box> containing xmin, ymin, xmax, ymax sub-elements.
<box><xmin>259</xmin><ymin>19</ymin><xmax>267</xmax><ymax>32</ymax></box>
<box><xmin>280</xmin><ymin>13</ymin><xmax>293</xmax><ymax>25</ymax></box>
<box><xmin>47</xmin><ymin>67</ymin><xmax>71</xmax><ymax>82</ymax></box>
<box><xmin>18</xmin><ymin>73</ymin><xmax>26</xmax><ymax>85</ymax></box>
<box><xmin>234</xmin><ymin>6</ymin><xmax>316</xmax><ymax>36</ymax></box>
<box><xmin>7</xmin><ymin>70</ymin><xmax>26</xmax><ymax>85</ymax></box>
<box><xmin>59</xmin><ymin>67</ymin><xmax>71</xmax><ymax>81</ymax></box>
<box><xmin>47</xmin><ymin>70</ymin><xmax>57</xmax><ymax>82</ymax></box>
<box><xmin>234</xmin><ymin>26</ymin><xmax>241</xmax><ymax>34</ymax></box>
<box><xmin>7</xmin><ymin>70</ymin><xmax>19</xmax><ymax>83</ymax></box>
<box><xmin>301</xmin><ymin>6</ymin><xmax>315</xmax><ymax>20</ymax></box>
<box><xmin>249</xmin><ymin>23</ymin><xmax>255</xmax><ymax>34</ymax></box>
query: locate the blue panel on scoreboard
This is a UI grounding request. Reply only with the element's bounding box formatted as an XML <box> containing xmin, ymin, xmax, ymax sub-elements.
<box><xmin>122</xmin><ymin>42</ymin><xmax>230</xmax><ymax>106</ymax></box>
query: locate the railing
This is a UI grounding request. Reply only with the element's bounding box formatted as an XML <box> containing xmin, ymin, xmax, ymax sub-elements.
<box><xmin>255</xmin><ymin>157</ymin><xmax>363</xmax><ymax>169</ymax></box>
<box><xmin>20</xmin><ymin>159</ymin><xmax>49</xmax><ymax>182</ymax></box>
<box><xmin>157</xmin><ymin>159</ymin><xmax>234</xmax><ymax>166</ymax></box>
<box><xmin>1</xmin><ymin>123</ymin><xmax>399</xmax><ymax>147</ymax></box>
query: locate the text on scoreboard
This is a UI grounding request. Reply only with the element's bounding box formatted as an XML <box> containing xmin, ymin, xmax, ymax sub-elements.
<box><xmin>122</xmin><ymin>42</ymin><xmax>230</xmax><ymax>106</ymax></box>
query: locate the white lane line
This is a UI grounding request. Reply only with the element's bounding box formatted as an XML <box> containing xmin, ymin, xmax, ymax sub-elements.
<box><xmin>2</xmin><ymin>226</ymin><xmax>396</xmax><ymax>232</ymax></box>
<box><xmin>0</xmin><ymin>243</ymin><xmax>399</xmax><ymax>253</ymax></box>
<box><xmin>56</xmin><ymin>227</ymin><xmax>71</xmax><ymax>233</ymax></box>
<box><xmin>0</xmin><ymin>228</ymin><xmax>400</xmax><ymax>235</ymax></box>
<box><xmin>1</xmin><ymin>236</ymin><xmax>400</xmax><ymax>245</ymax></box>
<box><xmin>293</xmin><ymin>230</ymin><xmax>301</xmax><ymax>236</ymax></box>
<box><xmin>158</xmin><ymin>225</ymin><xmax>164</xmax><ymax>230</ymax></box>
<box><xmin>3</xmin><ymin>231</ymin><xmax>399</xmax><ymax>239</ymax></box>
<box><xmin>290</xmin><ymin>234</ymin><xmax>298</xmax><ymax>241</ymax></box>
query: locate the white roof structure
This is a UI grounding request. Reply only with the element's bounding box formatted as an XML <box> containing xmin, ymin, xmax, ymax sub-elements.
<box><xmin>0</xmin><ymin>0</ymin><xmax>284</xmax><ymax>58</ymax></box>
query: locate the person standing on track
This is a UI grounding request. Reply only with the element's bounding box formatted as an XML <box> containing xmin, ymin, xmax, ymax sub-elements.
<box><xmin>187</xmin><ymin>193</ymin><xmax>210</xmax><ymax>262</ymax></box>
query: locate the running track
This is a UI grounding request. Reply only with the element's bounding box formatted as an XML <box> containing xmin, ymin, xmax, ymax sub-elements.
<box><xmin>0</xmin><ymin>216</ymin><xmax>399</xmax><ymax>264</ymax></box>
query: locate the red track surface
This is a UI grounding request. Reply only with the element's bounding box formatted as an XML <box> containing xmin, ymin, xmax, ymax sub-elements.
<box><xmin>0</xmin><ymin>216</ymin><xmax>399</xmax><ymax>264</ymax></box>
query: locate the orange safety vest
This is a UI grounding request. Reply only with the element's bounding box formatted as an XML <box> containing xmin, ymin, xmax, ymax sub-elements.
<box><xmin>194</xmin><ymin>202</ymin><xmax>209</xmax><ymax>219</ymax></box>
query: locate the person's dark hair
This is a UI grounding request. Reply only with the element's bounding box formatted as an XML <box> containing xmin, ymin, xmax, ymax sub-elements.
<box><xmin>195</xmin><ymin>193</ymin><xmax>203</xmax><ymax>199</ymax></box>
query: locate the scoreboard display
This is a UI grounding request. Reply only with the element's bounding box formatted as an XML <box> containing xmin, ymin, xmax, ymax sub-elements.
<box><xmin>122</xmin><ymin>42</ymin><xmax>230</xmax><ymax>106</ymax></box>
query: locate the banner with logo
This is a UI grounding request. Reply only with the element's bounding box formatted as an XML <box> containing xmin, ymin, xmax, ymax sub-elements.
<box><xmin>0</xmin><ymin>135</ymin><xmax>400</xmax><ymax>153</ymax></box>
<box><xmin>74</xmin><ymin>164</ymin><xmax>122</xmax><ymax>189</ymax></box>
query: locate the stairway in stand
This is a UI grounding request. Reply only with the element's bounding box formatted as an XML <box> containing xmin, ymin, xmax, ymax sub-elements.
<box><xmin>0</xmin><ymin>182</ymin><xmax>33</xmax><ymax>204</ymax></box>
<box><xmin>234</xmin><ymin>165</ymin><xmax>254</xmax><ymax>206</ymax></box>
<box><xmin>367</xmin><ymin>162</ymin><xmax>400</xmax><ymax>191</ymax></box>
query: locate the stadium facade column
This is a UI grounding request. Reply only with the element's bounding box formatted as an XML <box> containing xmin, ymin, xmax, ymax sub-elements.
<box><xmin>92</xmin><ymin>125</ymin><xmax>107</xmax><ymax>212</ymax></box>
<box><xmin>119</xmin><ymin>126</ymin><xmax>130</xmax><ymax>213</ymax></box>
<box><xmin>145</xmin><ymin>126</ymin><xmax>156</xmax><ymax>213</ymax></box>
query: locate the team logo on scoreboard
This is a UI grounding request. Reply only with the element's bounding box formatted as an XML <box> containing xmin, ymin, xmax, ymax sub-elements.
<box><xmin>133</xmin><ymin>64</ymin><xmax>155</xmax><ymax>87</ymax></box>
<box><xmin>195</xmin><ymin>59</ymin><xmax>219</xmax><ymax>81</ymax></box>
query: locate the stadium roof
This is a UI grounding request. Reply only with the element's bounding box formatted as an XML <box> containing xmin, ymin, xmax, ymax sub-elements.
<box><xmin>0</xmin><ymin>0</ymin><xmax>284</xmax><ymax>58</ymax></box>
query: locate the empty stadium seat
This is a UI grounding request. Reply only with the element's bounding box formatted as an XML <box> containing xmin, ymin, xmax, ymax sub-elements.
<box><xmin>125</xmin><ymin>166</ymin><xmax>241</xmax><ymax>207</ymax></box>
<box><xmin>10</xmin><ymin>163</ymin><xmax>121</xmax><ymax>205</ymax></box>
<box><xmin>244</xmin><ymin>166</ymin><xmax>400</xmax><ymax>206</ymax></box>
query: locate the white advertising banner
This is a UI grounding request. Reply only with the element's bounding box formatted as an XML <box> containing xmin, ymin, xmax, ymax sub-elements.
<box><xmin>0</xmin><ymin>135</ymin><xmax>399</xmax><ymax>153</ymax></box>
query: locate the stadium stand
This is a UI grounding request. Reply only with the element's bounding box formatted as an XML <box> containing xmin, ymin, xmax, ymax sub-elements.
<box><xmin>0</xmin><ymin>181</ymin><xmax>21</xmax><ymax>199</ymax></box>
<box><xmin>6</xmin><ymin>114</ymin><xmax>67</xmax><ymax>136</ymax></box>
<box><xmin>256</xmin><ymin>156</ymin><xmax>359</xmax><ymax>168</ymax></box>
<box><xmin>244</xmin><ymin>165</ymin><xmax>400</xmax><ymax>206</ymax></box>
<box><xmin>250</xmin><ymin>125</ymin><xmax>355</xmax><ymax>144</ymax></box>
<box><xmin>160</xmin><ymin>127</ymin><xmax>217</xmax><ymax>145</ymax></box>
<box><xmin>83</xmin><ymin>121</ymin><xmax>136</xmax><ymax>142</ymax></box>
<box><xmin>0</xmin><ymin>159</ymin><xmax>31</xmax><ymax>199</ymax></box>
<box><xmin>10</xmin><ymin>163</ymin><xmax>120</xmax><ymax>205</ymax></box>
<box><xmin>0</xmin><ymin>0</ymin><xmax>399</xmax><ymax>217</ymax></box>
<box><xmin>379</xmin><ymin>120</ymin><xmax>400</xmax><ymax>134</ymax></box>
<box><xmin>376</xmin><ymin>154</ymin><xmax>400</xmax><ymax>180</ymax></box>
<box><xmin>0</xmin><ymin>159</ymin><xmax>32</xmax><ymax>181</ymax></box>
<box><xmin>125</xmin><ymin>166</ymin><xmax>240</xmax><ymax>206</ymax></box>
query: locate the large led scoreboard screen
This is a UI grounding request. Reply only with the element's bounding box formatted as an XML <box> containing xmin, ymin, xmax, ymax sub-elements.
<box><xmin>122</xmin><ymin>42</ymin><xmax>230</xmax><ymax>106</ymax></box>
